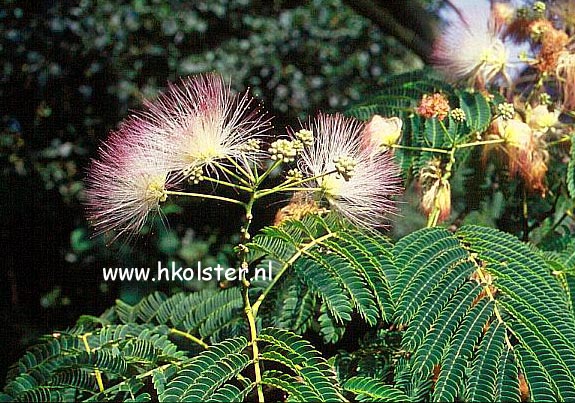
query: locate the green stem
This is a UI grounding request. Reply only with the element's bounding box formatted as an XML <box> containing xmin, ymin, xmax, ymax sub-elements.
<box><xmin>443</xmin><ymin>147</ymin><xmax>457</xmax><ymax>181</ymax></box>
<box><xmin>169</xmin><ymin>328</ymin><xmax>209</xmax><ymax>349</ymax></box>
<box><xmin>254</xmin><ymin>169</ymin><xmax>338</xmax><ymax>200</ymax></box>
<box><xmin>212</xmin><ymin>160</ymin><xmax>252</xmax><ymax>187</ymax></box>
<box><xmin>263</xmin><ymin>186</ymin><xmax>323</xmax><ymax>193</ymax></box>
<box><xmin>84</xmin><ymin>363</ymin><xmax>175</xmax><ymax>401</ymax></box>
<box><xmin>165</xmin><ymin>190</ymin><xmax>246</xmax><ymax>207</ymax></box>
<box><xmin>439</xmin><ymin>119</ymin><xmax>454</xmax><ymax>144</ymax></box>
<box><xmin>202</xmin><ymin>176</ymin><xmax>253</xmax><ymax>193</ymax></box>
<box><xmin>254</xmin><ymin>159</ymin><xmax>282</xmax><ymax>187</ymax></box>
<box><xmin>455</xmin><ymin>138</ymin><xmax>505</xmax><ymax>149</ymax></box>
<box><xmin>239</xmin><ymin>196</ymin><xmax>265</xmax><ymax>403</ymax></box>
<box><xmin>525</xmin><ymin>74</ymin><xmax>545</xmax><ymax>106</ymax></box>
<box><xmin>547</xmin><ymin>136</ymin><xmax>571</xmax><ymax>147</ymax></box>
<box><xmin>224</xmin><ymin>156</ymin><xmax>255</xmax><ymax>185</ymax></box>
<box><xmin>426</xmin><ymin>207</ymin><xmax>441</xmax><ymax>228</ymax></box>
<box><xmin>81</xmin><ymin>333</ymin><xmax>105</xmax><ymax>393</ymax></box>
<box><xmin>252</xmin><ymin>232</ymin><xmax>337</xmax><ymax>315</ymax></box>
<box><xmin>391</xmin><ymin>143</ymin><xmax>450</xmax><ymax>154</ymax></box>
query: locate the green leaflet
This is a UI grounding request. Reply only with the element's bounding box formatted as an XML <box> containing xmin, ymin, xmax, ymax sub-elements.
<box><xmin>567</xmin><ymin>135</ymin><xmax>575</xmax><ymax>198</ymax></box>
<box><xmin>343</xmin><ymin>376</ymin><xmax>410</xmax><ymax>402</ymax></box>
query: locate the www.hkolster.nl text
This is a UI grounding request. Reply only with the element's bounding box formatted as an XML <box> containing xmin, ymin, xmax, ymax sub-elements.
<box><xmin>102</xmin><ymin>261</ymin><xmax>273</xmax><ymax>282</ymax></box>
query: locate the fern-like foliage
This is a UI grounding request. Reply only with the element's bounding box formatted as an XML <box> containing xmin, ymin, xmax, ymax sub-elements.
<box><xmin>249</xmin><ymin>214</ymin><xmax>395</xmax><ymax>343</ymax></box>
<box><xmin>3</xmin><ymin>216</ymin><xmax>575</xmax><ymax>402</ymax></box>
<box><xmin>252</xmin><ymin>218</ymin><xmax>575</xmax><ymax>401</ymax></box>
<box><xmin>346</xmin><ymin>69</ymin><xmax>493</xmax><ymax>179</ymax></box>
<box><xmin>568</xmin><ymin>134</ymin><xmax>575</xmax><ymax>198</ymax></box>
<box><xmin>343</xmin><ymin>376</ymin><xmax>409</xmax><ymax>402</ymax></box>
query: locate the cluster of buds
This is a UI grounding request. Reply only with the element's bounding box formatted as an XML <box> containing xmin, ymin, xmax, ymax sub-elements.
<box><xmin>268</xmin><ymin>129</ymin><xmax>315</xmax><ymax>164</ymax></box>
<box><xmin>333</xmin><ymin>155</ymin><xmax>357</xmax><ymax>181</ymax></box>
<box><xmin>450</xmin><ymin>108</ymin><xmax>466</xmax><ymax>123</ymax></box>
<box><xmin>239</xmin><ymin>139</ymin><xmax>261</xmax><ymax>153</ymax></box>
<box><xmin>268</xmin><ymin>139</ymin><xmax>299</xmax><ymax>163</ymax></box>
<box><xmin>286</xmin><ymin>168</ymin><xmax>303</xmax><ymax>182</ymax></box>
<box><xmin>497</xmin><ymin>102</ymin><xmax>516</xmax><ymax>120</ymax></box>
<box><xmin>294</xmin><ymin>129</ymin><xmax>314</xmax><ymax>147</ymax></box>
<box><xmin>185</xmin><ymin>165</ymin><xmax>205</xmax><ymax>185</ymax></box>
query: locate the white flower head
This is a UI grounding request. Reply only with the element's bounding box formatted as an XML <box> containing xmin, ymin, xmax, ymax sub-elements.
<box><xmin>142</xmin><ymin>73</ymin><xmax>271</xmax><ymax>180</ymax></box>
<box><xmin>432</xmin><ymin>4</ymin><xmax>516</xmax><ymax>87</ymax></box>
<box><xmin>297</xmin><ymin>114</ymin><xmax>402</xmax><ymax>228</ymax></box>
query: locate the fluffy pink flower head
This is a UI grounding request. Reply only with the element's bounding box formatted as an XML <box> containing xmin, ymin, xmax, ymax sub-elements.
<box><xmin>143</xmin><ymin>73</ymin><xmax>271</xmax><ymax>179</ymax></box>
<box><xmin>297</xmin><ymin>114</ymin><xmax>402</xmax><ymax>228</ymax></box>
<box><xmin>85</xmin><ymin>123</ymin><xmax>176</xmax><ymax>243</ymax></box>
<box><xmin>432</xmin><ymin>4</ymin><xmax>514</xmax><ymax>87</ymax></box>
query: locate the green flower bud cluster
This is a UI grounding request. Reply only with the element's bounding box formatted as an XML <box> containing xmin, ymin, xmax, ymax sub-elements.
<box><xmin>533</xmin><ymin>1</ymin><xmax>545</xmax><ymax>15</ymax></box>
<box><xmin>240</xmin><ymin>139</ymin><xmax>261</xmax><ymax>153</ymax></box>
<box><xmin>539</xmin><ymin>93</ymin><xmax>551</xmax><ymax>105</ymax></box>
<box><xmin>286</xmin><ymin>168</ymin><xmax>303</xmax><ymax>182</ymax></box>
<box><xmin>497</xmin><ymin>102</ymin><xmax>515</xmax><ymax>120</ymax></box>
<box><xmin>450</xmin><ymin>108</ymin><xmax>466</xmax><ymax>122</ymax></box>
<box><xmin>185</xmin><ymin>165</ymin><xmax>204</xmax><ymax>184</ymax></box>
<box><xmin>295</xmin><ymin>129</ymin><xmax>314</xmax><ymax>147</ymax></box>
<box><xmin>333</xmin><ymin>155</ymin><xmax>357</xmax><ymax>181</ymax></box>
<box><xmin>268</xmin><ymin>139</ymin><xmax>298</xmax><ymax>162</ymax></box>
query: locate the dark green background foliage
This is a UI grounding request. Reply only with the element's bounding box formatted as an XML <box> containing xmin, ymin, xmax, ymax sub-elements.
<box><xmin>0</xmin><ymin>0</ymin><xmax>429</xmax><ymax>384</ymax></box>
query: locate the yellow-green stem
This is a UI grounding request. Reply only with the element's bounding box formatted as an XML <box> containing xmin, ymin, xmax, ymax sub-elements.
<box><xmin>169</xmin><ymin>328</ymin><xmax>210</xmax><ymax>349</ymax></box>
<box><xmin>392</xmin><ymin>143</ymin><xmax>450</xmax><ymax>154</ymax></box>
<box><xmin>547</xmin><ymin>136</ymin><xmax>571</xmax><ymax>147</ymax></box>
<box><xmin>165</xmin><ymin>190</ymin><xmax>246</xmax><ymax>207</ymax></box>
<box><xmin>201</xmin><ymin>176</ymin><xmax>253</xmax><ymax>193</ymax></box>
<box><xmin>455</xmin><ymin>138</ymin><xmax>505</xmax><ymax>149</ymax></box>
<box><xmin>239</xmin><ymin>196</ymin><xmax>265</xmax><ymax>403</ymax></box>
<box><xmin>252</xmin><ymin>232</ymin><xmax>337</xmax><ymax>315</ymax></box>
<box><xmin>254</xmin><ymin>169</ymin><xmax>338</xmax><ymax>200</ymax></box>
<box><xmin>224</xmin><ymin>156</ymin><xmax>255</xmax><ymax>185</ymax></box>
<box><xmin>439</xmin><ymin>119</ymin><xmax>454</xmax><ymax>144</ymax></box>
<box><xmin>81</xmin><ymin>333</ymin><xmax>105</xmax><ymax>393</ymax></box>
<box><xmin>211</xmin><ymin>159</ymin><xmax>252</xmax><ymax>187</ymax></box>
<box><xmin>254</xmin><ymin>159</ymin><xmax>282</xmax><ymax>187</ymax></box>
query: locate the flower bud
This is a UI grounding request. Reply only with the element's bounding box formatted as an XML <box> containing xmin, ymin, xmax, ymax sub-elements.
<box><xmin>421</xmin><ymin>179</ymin><xmax>451</xmax><ymax>224</ymax></box>
<box><xmin>269</xmin><ymin>139</ymin><xmax>298</xmax><ymax>162</ymax></box>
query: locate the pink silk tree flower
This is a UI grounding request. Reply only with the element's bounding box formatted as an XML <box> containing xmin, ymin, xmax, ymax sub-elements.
<box><xmin>297</xmin><ymin>114</ymin><xmax>402</xmax><ymax>228</ymax></box>
<box><xmin>142</xmin><ymin>73</ymin><xmax>271</xmax><ymax>180</ymax></box>
<box><xmin>432</xmin><ymin>4</ymin><xmax>515</xmax><ymax>88</ymax></box>
<box><xmin>85</xmin><ymin>124</ymin><xmax>176</xmax><ymax>243</ymax></box>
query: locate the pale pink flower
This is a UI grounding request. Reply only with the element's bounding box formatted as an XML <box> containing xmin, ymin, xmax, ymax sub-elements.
<box><xmin>361</xmin><ymin>115</ymin><xmax>403</xmax><ymax>150</ymax></box>
<box><xmin>85</xmin><ymin>123</ymin><xmax>175</xmax><ymax>243</ymax></box>
<box><xmin>297</xmin><ymin>114</ymin><xmax>402</xmax><ymax>228</ymax></box>
<box><xmin>143</xmin><ymin>73</ymin><xmax>271</xmax><ymax>179</ymax></box>
<box><xmin>432</xmin><ymin>4</ymin><xmax>515</xmax><ymax>87</ymax></box>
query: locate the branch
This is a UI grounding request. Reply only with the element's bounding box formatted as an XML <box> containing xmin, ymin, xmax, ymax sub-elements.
<box><xmin>342</xmin><ymin>0</ymin><xmax>435</xmax><ymax>62</ymax></box>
